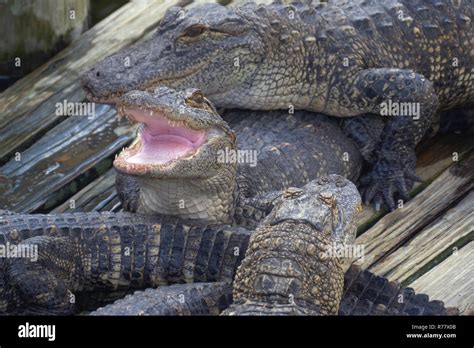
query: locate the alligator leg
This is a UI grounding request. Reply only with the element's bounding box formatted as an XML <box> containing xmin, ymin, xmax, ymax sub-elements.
<box><xmin>90</xmin><ymin>282</ymin><xmax>233</xmax><ymax>315</ymax></box>
<box><xmin>115</xmin><ymin>171</ymin><xmax>140</xmax><ymax>212</ymax></box>
<box><xmin>5</xmin><ymin>236</ymin><xmax>77</xmax><ymax>315</ymax></box>
<box><xmin>341</xmin><ymin>115</ymin><xmax>385</xmax><ymax>164</ymax></box>
<box><xmin>340</xmin><ymin>68</ymin><xmax>438</xmax><ymax>210</ymax></box>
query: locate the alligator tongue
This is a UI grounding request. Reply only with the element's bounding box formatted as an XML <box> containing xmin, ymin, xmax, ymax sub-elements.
<box><xmin>124</xmin><ymin>107</ymin><xmax>206</xmax><ymax>164</ymax></box>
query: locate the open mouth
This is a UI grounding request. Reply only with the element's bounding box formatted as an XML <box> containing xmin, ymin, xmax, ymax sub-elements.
<box><xmin>115</xmin><ymin>106</ymin><xmax>207</xmax><ymax>171</ymax></box>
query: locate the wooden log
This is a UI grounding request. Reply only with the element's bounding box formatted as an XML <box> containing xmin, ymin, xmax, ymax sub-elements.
<box><xmin>0</xmin><ymin>0</ymin><xmax>90</xmax><ymax>79</ymax></box>
<box><xmin>0</xmin><ymin>0</ymin><xmax>185</xmax><ymax>164</ymax></box>
<box><xmin>0</xmin><ymin>105</ymin><xmax>138</xmax><ymax>212</ymax></box>
<box><xmin>353</xmin><ymin>151</ymin><xmax>474</xmax><ymax>271</ymax></box>
<box><xmin>0</xmin><ymin>0</ymin><xmax>274</xmax><ymax>213</ymax></box>
<box><xmin>408</xmin><ymin>242</ymin><xmax>473</xmax><ymax>315</ymax></box>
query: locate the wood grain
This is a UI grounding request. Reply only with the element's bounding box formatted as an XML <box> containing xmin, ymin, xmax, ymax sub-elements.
<box><xmin>409</xmin><ymin>242</ymin><xmax>473</xmax><ymax>315</ymax></box>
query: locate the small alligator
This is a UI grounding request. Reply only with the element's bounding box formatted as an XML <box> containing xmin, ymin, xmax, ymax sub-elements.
<box><xmin>82</xmin><ymin>0</ymin><xmax>474</xmax><ymax>210</ymax></box>
<box><xmin>91</xmin><ymin>176</ymin><xmax>457</xmax><ymax>316</ymax></box>
<box><xmin>0</xmin><ymin>177</ymin><xmax>457</xmax><ymax>315</ymax></box>
<box><xmin>113</xmin><ymin>86</ymin><xmax>364</xmax><ymax>226</ymax></box>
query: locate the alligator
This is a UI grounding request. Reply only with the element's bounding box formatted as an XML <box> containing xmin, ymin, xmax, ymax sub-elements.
<box><xmin>91</xmin><ymin>176</ymin><xmax>457</xmax><ymax>316</ymax></box>
<box><xmin>82</xmin><ymin>0</ymin><xmax>474</xmax><ymax>210</ymax></box>
<box><xmin>113</xmin><ymin>86</ymin><xmax>364</xmax><ymax>226</ymax></box>
<box><xmin>0</xmin><ymin>176</ymin><xmax>457</xmax><ymax>315</ymax></box>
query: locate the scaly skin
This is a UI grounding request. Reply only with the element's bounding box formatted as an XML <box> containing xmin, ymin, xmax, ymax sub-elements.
<box><xmin>223</xmin><ymin>175</ymin><xmax>361</xmax><ymax>315</ymax></box>
<box><xmin>82</xmin><ymin>0</ymin><xmax>474</xmax><ymax>209</ymax></box>
<box><xmin>114</xmin><ymin>87</ymin><xmax>363</xmax><ymax>227</ymax></box>
<box><xmin>0</xmin><ymin>86</ymin><xmax>364</xmax><ymax>314</ymax></box>
<box><xmin>0</xmin><ymin>178</ymin><xmax>458</xmax><ymax>315</ymax></box>
<box><xmin>90</xmin><ymin>282</ymin><xmax>233</xmax><ymax>316</ymax></box>
<box><xmin>0</xmin><ymin>212</ymin><xmax>250</xmax><ymax>314</ymax></box>
<box><xmin>86</xmin><ymin>177</ymin><xmax>457</xmax><ymax>316</ymax></box>
<box><xmin>89</xmin><ymin>264</ymin><xmax>459</xmax><ymax>316</ymax></box>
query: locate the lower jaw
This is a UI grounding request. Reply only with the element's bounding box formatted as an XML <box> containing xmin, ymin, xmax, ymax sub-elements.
<box><xmin>136</xmin><ymin>176</ymin><xmax>234</xmax><ymax>224</ymax></box>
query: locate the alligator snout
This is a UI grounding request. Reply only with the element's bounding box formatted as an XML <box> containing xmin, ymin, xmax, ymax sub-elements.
<box><xmin>81</xmin><ymin>66</ymin><xmax>116</xmax><ymax>103</ymax></box>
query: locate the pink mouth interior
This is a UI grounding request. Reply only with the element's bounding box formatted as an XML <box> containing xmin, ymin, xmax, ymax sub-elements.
<box><xmin>124</xmin><ymin>108</ymin><xmax>206</xmax><ymax>164</ymax></box>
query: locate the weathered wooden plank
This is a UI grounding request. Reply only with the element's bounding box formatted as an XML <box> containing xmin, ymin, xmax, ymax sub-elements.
<box><xmin>408</xmin><ymin>242</ymin><xmax>473</xmax><ymax>315</ymax></box>
<box><xmin>51</xmin><ymin>168</ymin><xmax>119</xmax><ymax>213</ymax></box>
<box><xmin>356</xmin><ymin>134</ymin><xmax>474</xmax><ymax>233</ymax></box>
<box><xmin>0</xmin><ymin>105</ymin><xmax>138</xmax><ymax>212</ymax></box>
<box><xmin>368</xmin><ymin>190</ymin><xmax>473</xmax><ymax>283</ymax></box>
<box><xmin>353</xmin><ymin>151</ymin><xmax>474</xmax><ymax>271</ymax></box>
<box><xmin>0</xmin><ymin>0</ymin><xmax>185</xmax><ymax>163</ymax></box>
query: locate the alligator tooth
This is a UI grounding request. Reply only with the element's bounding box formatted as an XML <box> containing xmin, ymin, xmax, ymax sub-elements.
<box><xmin>117</xmin><ymin>106</ymin><xmax>124</xmax><ymax>120</ymax></box>
<box><xmin>150</xmin><ymin>110</ymin><xmax>153</xmax><ymax>116</ymax></box>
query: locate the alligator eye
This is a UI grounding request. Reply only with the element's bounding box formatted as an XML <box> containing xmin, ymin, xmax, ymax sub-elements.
<box><xmin>283</xmin><ymin>187</ymin><xmax>303</xmax><ymax>199</ymax></box>
<box><xmin>189</xmin><ymin>90</ymin><xmax>205</xmax><ymax>104</ymax></box>
<box><xmin>182</xmin><ymin>25</ymin><xmax>207</xmax><ymax>38</ymax></box>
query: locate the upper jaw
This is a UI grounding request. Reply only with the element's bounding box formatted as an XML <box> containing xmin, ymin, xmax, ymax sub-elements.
<box><xmin>84</xmin><ymin>91</ymin><xmax>121</xmax><ymax>105</ymax></box>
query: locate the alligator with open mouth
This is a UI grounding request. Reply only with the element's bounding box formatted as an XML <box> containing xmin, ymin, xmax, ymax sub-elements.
<box><xmin>82</xmin><ymin>0</ymin><xmax>474</xmax><ymax>210</ymax></box>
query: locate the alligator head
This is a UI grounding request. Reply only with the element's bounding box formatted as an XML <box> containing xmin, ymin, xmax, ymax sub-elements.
<box><xmin>224</xmin><ymin>175</ymin><xmax>362</xmax><ymax>316</ymax></box>
<box><xmin>82</xmin><ymin>3</ymin><xmax>266</xmax><ymax>106</ymax></box>
<box><xmin>115</xmin><ymin>86</ymin><xmax>237</xmax><ymax>223</ymax></box>
<box><xmin>263</xmin><ymin>174</ymin><xmax>362</xmax><ymax>247</ymax></box>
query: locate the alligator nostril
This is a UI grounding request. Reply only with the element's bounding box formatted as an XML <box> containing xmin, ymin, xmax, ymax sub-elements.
<box><xmin>96</xmin><ymin>71</ymin><xmax>101</xmax><ymax>77</ymax></box>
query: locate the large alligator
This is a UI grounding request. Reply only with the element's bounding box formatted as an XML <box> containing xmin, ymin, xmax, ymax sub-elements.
<box><xmin>0</xmin><ymin>177</ymin><xmax>457</xmax><ymax>315</ymax></box>
<box><xmin>91</xmin><ymin>176</ymin><xmax>457</xmax><ymax>316</ymax></box>
<box><xmin>82</xmin><ymin>0</ymin><xmax>474</xmax><ymax>210</ymax></box>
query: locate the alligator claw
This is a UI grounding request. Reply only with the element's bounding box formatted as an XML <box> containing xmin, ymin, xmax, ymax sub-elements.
<box><xmin>359</xmin><ymin>151</ymin><xmax>418</xmax><ymax>211</ymax></box>
<box><xmin>405</xmin><ymin>172</ymin><xmax>423</xmax><ymax>183</ymax></box>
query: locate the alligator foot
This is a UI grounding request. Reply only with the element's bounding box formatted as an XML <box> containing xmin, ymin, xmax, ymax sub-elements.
<box><xmin>358</xmin><ymin>147</ymin><xmax>421</xmax><ymax>211</ymax></box>
<box><xmin>341</xmin><ymin>67</ymin><xmax>438</xmax><ymax>210</ymax></box>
